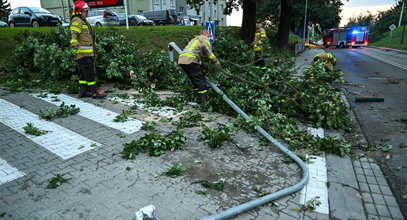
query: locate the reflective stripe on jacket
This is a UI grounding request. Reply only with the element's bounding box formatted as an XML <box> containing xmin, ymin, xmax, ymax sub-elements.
<box><xmin>311</xmin><ymin>53</ymin><xmax>337</xmax><ymax>71</ymax></box>
<box><xmin>253</xmin><ymin>27</ymin><xmax>267</xmax><ymax>52</ymax></box>
<box><xmin>70</xmin><ymin>16</ymin><xmax>94</xmax><ymax>60</ymax></box>
<box><xmin>178</xmin><ymin>35</ymin><xmax>217</xmax><ymax>65</ymax></box>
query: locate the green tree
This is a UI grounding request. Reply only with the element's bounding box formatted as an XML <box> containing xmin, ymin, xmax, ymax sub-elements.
<box><xmin>0</xmin><ymin>0</ymin><xmax>11</xmax><ymax>21</ymax></box>
<box><xmin>368</xmin><ymin>1</ymin><xmax>405</xmax><ymax>42</ymax></box>
<box><xmin>346</xmin><ymin>13</ymin><xmax>374</xmax><ymax>27</ymax></box>
<box><xmin>186</xmin><ymin>0</ymin><xmax>257</xmax><ymax>44</ymax></box>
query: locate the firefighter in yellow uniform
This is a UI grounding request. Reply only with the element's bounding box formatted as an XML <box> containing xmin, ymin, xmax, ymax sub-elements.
<box><xmin>252</xmin><ymin>20</ymin><xmax>267</xmax><ymax>70</ymax></box>
<box><xmin>178</xmin><ymin>29</ymin><xmax>218</xmax><ymax>106</ymax></box>
<box><xmin>311</xmin><ymin>52</ymin><xmax>337</xmax><ymax>72</ymax></box>
<box><xmin>70</xmin><ymin>0</ymin><xmax>106</xmax><ymax>99</ymax></box>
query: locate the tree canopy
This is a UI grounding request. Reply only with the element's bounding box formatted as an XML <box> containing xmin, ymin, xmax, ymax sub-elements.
<box><xmin>0</xmin><ymin>0</ymin><xmax>11</xmax><ymax>21</ymax></box>
<box><xmin>185</xmin><ymin>0</ymin><xmax>346</xmax><ymax>50</ymax></box>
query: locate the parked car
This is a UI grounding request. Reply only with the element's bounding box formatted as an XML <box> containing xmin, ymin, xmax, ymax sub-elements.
<box><xmin>8</xmin><ymin>7</ymin><xmax>62</xmax><ymax>27</ymax></box>
<box><xmin>0</xmin><ymin>21</ymin><xmax>8</xmax><ymax>27</ymax></box>
<box><xmin>141</xmin><ymin>9</ymin><xmax>177</xmax><ymax>25</ymax></box>
<box><xmin>86</xmin><ymin>9</ymin><xmax>119</xmax><ymax>27</ymax></box>
<box><xmin>117</xmin><ymin>13</ymin><xmax>154</xmax><ymax>26</ymax></box>
<box><xmin>177</xmin><ymin>15</ymin><xmax>192</xmax><ymax>26</ymax></box>
<box><xmin>132</xmin><ymin>15</ymin><xmax>154</xmax><ymax>26</ymax></box>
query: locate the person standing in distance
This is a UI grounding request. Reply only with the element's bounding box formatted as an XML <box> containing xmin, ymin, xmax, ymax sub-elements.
<box><xmin>70</xmin><ymin>0</ymin><xmax>106</xmax><ymax>99</ymax></box>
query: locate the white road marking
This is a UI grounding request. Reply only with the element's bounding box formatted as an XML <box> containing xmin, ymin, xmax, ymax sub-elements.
<box><xmin>109</xmin><ymin>96</ymin><xmax>187</xmax><ymax>118</ymax></box>
<box><xmin>357</xmin><ymin>50</ymin><xmax>407</xmax><ymax>71</ymax></box>
<box><xmin>32</xmin><ymin>94</ymin><xmax>143</xmax><ymax>134</ymax></box>
<box><xmin>0</xmin><ymin>99</ymin><xmax>99</xmax><ymax>160</ymax></box>
<box><xmin>299</xmin><ymin>155</ymin><xmax>330</xmax><ymax>214</ymax></box>
<box><xmin>300</xmin><ymin>127</ymin><xmax>329</xmax><ymax>214</ymax></box>
<box><xmin>0</xmin><ymin>158</ymin><xmax>25</xmax><ymax>185</ymax></box>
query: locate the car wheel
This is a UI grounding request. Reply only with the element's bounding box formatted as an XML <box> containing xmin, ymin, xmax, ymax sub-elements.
<box><xmin>9</xmin><ymin>22</ymin><xmax>15</xmax><ymax>28</ymax></box>
<box><xmin>32</xmin><ymin>20</ymin><xmax>39</xmax><ymax>27</ymax></box>
<box><xmin>96</xmin><ymin>23</ymin><xmax>102</xmax><ymax>27</ymax></box>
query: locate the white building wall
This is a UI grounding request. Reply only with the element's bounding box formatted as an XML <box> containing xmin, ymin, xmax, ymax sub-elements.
<box><xmin>186</xmin><ymin>0</ymin><xmax>226</xmax><ymax>26</ymax></box>
<box><xmin>151</xmin><ymin>0</ymin><xmax>176</xmax><ymax>11</ymax></box>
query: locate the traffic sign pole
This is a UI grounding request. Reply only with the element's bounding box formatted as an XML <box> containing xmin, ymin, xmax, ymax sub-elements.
<box><xmin>389</xmin><ymin>24</ymin><xmax>397</xmax><ymax>43</ymax></box>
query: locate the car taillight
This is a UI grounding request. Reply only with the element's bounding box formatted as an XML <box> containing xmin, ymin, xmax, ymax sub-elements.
<box><xmin>364</xmin><ymin>41</ymin><xmax>368</xmax><ymax>45</ymax></box>
<box><xmin>350</xmin><ymin>42</ymin><xmax>355</xmax><ymax>45</ymax></box>
<box><xmin>328</xmin><ymin>41</ymin><xmax>331</xmax><ymax>44</ymax></box>
<box><xmin>102</xmin><ymin>12</ymin><xmax>106</xmax><ymax>17</ymax></box>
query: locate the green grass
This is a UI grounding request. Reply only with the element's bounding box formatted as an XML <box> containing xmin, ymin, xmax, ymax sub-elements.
<box><xmin>370</xmin><ymin>27</ymin><xmax>407</xmax><ymax>51</ymax></box>
<box><xmin>0</xmin><ymin>25</ymin><xmax>238</xmax><ymax>68</ymax></box>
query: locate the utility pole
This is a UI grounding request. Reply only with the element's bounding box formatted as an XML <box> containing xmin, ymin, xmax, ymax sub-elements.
<box><xmin>302</xmin><ymin>0</ymin><xmax>308</xmax><ymax>49</ymax></box>
<box><xmin>402</xmin><ymin>0</ymin><xmax>406</xmax><ymax>44</ymax></box>
<box><xmin>399</xmin><ymin>0</ymin><xmax>405</xmax><ymax>27</ymax></box>
<box><xmin>209</xmin><ymin>0</ymin><xmax>213</xmax><ymax>22</ymax></box>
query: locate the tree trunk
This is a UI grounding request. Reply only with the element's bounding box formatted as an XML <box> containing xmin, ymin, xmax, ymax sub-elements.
<box><xmin>240</xmin><ymin>0</ymin><xmax>256</xmax><ymax>44</ymax></box>
<box><xmin>276</xmin><ymin>0</ymin><xmax>291</xmax><ymax>50</ymax></box>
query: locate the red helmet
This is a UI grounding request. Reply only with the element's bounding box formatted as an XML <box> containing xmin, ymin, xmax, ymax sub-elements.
<box><xmin>73</xmin><ymin>0</ymin><xmax>90</xmax><ymax>14</ymax></box>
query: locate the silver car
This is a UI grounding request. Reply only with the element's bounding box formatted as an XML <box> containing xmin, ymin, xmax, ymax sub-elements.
<box><xmin>86</xmin><ymin>10</ymin><xmax>119</xmax><ymax>27</ymax></box>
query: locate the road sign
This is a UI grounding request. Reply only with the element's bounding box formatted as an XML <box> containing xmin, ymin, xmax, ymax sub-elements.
<box><xmin>389</xmin><ymin>24</ymin><xmax>396</xmax><ymax>30</ymax></box>
<box><xmin>205</xmin><ymin>21</ymin><xmax>215</xmax><ymax>43</ymax></box>
<box><xmin>84</xmin><ymin>0</ymin><xmax>124</xmax><ymax>8</ymax></box>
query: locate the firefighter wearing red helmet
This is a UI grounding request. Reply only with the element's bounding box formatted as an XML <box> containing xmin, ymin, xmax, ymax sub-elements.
<box><xmin>70</xmin><ymin>0</ymin><xmax>106</xmax><ymax>99</ymax></box>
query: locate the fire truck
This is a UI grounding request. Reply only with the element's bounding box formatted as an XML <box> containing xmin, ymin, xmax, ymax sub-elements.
<box><xmin>323</xmin><ymin>26</ymin><xmax>369</xmax><ymax>48</ymax></box>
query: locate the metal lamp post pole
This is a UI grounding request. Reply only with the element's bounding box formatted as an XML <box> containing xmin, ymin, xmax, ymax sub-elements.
<box><xmin>401</xmin><ymin>0</ymin><xmax>406</xmax><ymax>44</ymax></box>
<box><xmin>210</xmin><ymin>0</ymin><xmax>213</xmax><ymax>22</ymax></box>
<box><xmin>399</xmin><ymin>0</ymin><xmax>405</xmax><ymax>27</ymax></box>
<box><xmin>303</xmin><ymin>0</ymin><xmax>308</xmax><ymax>50</ymax></box>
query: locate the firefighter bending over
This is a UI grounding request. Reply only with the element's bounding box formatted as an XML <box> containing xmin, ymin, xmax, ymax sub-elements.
<box><xmin>178</xmin><ymin>29</ymin><xmax>218</xmax><ymax>107</ymax></box>
<box><xmin>251</xmin><ymin>20</ymin><xmax>267</xmax><ymax>70</ymax></box>
<box><xmin>70</xmin><ymin>0</ymin><xmax>106</xmax><ymax>99</ymax></box>
<box><xmin>311</xmin><ymin>52</ymin><xmax>337</xmax><ymax>72</ymax></box>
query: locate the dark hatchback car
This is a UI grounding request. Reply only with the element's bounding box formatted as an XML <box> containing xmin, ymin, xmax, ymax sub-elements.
<box><xmin>0</xmin><ymin>21</ymin><xmax>8</xmax><ymax>27</ymax></box>
<box><xmin>117</xmin><ymin>13</ymin><xmax>154</xmax><ymax>26</ymax></box>
<box><xmin>8</xmin><ymin>7</ymin><xmax>61</xmax><ymax>27</ymax></box>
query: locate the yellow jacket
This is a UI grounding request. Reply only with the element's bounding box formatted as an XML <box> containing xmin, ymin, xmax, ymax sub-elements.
<box><xmin>253</xmin><ymin>27</ymin><xmax>266</xmax><ymax>52</ymax></box>
<box><xmin>69</xmin><ymin>16</ymin><xmax>95</xmax><ymax>60</ymax></box>
<box><xmin>178</xmin><ymin>35</ymin><xmax>217</xmax><ymax>65</ymax></box>
<box><xmin>312</xmin><ymin>52</ymin><xmax>336</xmax><ymax>71</ymax></box>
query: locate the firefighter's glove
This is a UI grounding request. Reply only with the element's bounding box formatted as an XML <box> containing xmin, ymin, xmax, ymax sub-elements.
<box><xmin>71</xmin><ymin>49</ymin><xmax>78</xmax><ymax>56</ymax></box>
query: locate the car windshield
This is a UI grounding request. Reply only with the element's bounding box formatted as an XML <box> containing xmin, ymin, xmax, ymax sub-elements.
<box><xmin>117</xmin><ymin>13</ymin><xmax>126</xmax><ymax>19</ymax></box>
<box><xmin>135</xmin><ymin>15</ymin><xmax>147</xmax><ymax>20</ymax></box>
<box><xmin>29</xmin><ymin>7</ymin><xmax>51</xmax><ymax>14</ymax></box>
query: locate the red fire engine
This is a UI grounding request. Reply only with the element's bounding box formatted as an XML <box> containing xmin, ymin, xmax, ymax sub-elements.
<box><xmin>323</xmin><ymin>26</ymin><xmax>369</xmax><ymax>48</ymax></box>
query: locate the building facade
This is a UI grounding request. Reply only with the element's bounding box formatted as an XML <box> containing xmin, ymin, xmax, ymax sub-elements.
<box><xmin>40</xmin><ymin>0</ymin><xmax>226</xmax><ymax>26</ymax></box>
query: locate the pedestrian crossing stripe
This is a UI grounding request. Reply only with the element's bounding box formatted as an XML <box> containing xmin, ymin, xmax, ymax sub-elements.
<box><xmin>108</xmin><ymin>96</ymin><xmax>187</xmax><ymax>118</ymax></box>
<box><xmin>0</xmin><ymin>99</ymin><xmax>99</xmax><ymax>160</ymax></box>
<box><xmin>32</xmin><ymin>94</ymin><xmax>143</xmax><ymax>134</ymax></box>
<box><xmin>0</xmin><ymin>158</ymin><xmax>25</xmax><ymax>185</ymax></box>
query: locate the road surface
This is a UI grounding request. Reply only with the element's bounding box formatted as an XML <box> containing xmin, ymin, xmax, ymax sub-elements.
<box><xmin>330</xmin><ymin>46</ymin><xmax>407</xmax><ymax>218</ymax></box>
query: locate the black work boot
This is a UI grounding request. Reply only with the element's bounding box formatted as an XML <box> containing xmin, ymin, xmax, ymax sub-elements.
<box><xmin>89</xmin><ymin>85</ymin><xmax>107</xmax><ymax>99</ymax></box>
<box><xmin>78</xmin><ymin>85</ymin><xmax>91</xmax><ymax>98</ymax></box>
<box><xmin>197</xmin><ymin>92</ymin><xmax>208</xmax><ymax>108</ymax></box>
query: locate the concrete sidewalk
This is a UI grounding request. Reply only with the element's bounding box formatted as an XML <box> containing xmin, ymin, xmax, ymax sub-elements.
<box><xmin>0</xmin><ymin>49</ymin><xmax>404</xmax><ymax>219</ymax></box>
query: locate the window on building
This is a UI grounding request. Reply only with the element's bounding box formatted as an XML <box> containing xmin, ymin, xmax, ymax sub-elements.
<box><xmin>154</xmin><ymin>0</ymin><xmax>159</xmax><ymax>5</ymax></box>
<box><xmin>170</xmin><ymin>0</ymin><xmax>175</xmax><ymax>6</ymax></box>
<box><xmin>179</xmin><ymin>7</ymin><xmax>184</xmax><ymax>13</ymax></box>
<box><xmin>162</xmin><ymin>0</ymin><xmax>166</xmax><ymax>5</ymax></box>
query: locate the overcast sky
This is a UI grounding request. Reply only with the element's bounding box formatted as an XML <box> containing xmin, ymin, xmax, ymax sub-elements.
<box><xmin>8</xmin><ymin>0</ymin><xmax>400</xmax><ymax>26</ymax></box>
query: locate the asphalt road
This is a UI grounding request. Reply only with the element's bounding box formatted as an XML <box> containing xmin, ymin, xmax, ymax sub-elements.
<box><xmin>328</xmin><ymin>46</ymin><xmax>407</xmax><ymax>218</ymax></box>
